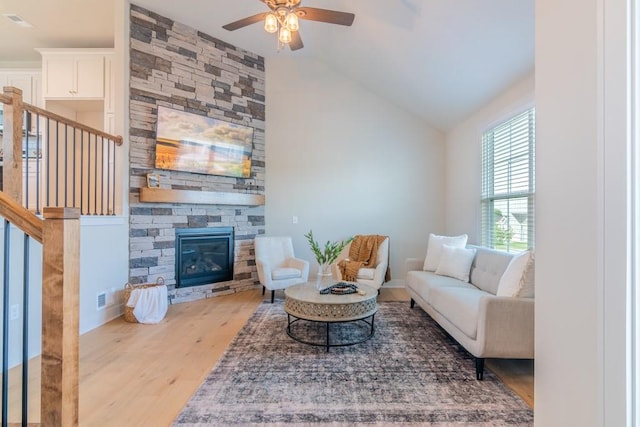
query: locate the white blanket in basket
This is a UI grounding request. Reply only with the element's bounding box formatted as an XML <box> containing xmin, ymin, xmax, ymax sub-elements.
<box><xmin>127</xmin><ymin>285</ymin><xmax>168</xmax><ymax>324</ymax></box>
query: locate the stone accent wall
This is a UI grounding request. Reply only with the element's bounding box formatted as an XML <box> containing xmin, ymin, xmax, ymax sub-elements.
<box><xmin>128</xmin><ymin>4</ymin><xmax>266</xmax><ymax>303</ymax></box>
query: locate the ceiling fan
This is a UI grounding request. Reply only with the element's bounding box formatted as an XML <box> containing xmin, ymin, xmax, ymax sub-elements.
<box><xmin>222</xmin><ymin>0</ymin><xmax>355</xmax><ymax>51</ymax></box>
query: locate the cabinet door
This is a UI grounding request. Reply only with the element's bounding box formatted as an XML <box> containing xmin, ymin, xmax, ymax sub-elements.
<box><xmin>44</xmin><ymin>56</ymin><xmax>75</xmax><ymax>97</ymax></box>
<box><xmin>0</xmin><ymin>72</ymin><xmax>33</xmax><ymax>103</ymax></box>
<box><xmin>7</xmin><ymin>74</ymin><xmax>32</xmax><ymax>102</ymax></box>
<box><xmin>74</xmin><ymin>55</ymin><xmax>104</xmax><ymax>98</ymax></box>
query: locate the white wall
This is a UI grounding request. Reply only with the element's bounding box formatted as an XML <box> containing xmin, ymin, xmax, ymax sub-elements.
<box><xmin>265</xmin><ymin>57</ymin><xmax>445</xmax><ymax>283</ymax></box>
<box><xmin>78</xmin><ymin>217</ymin><xmax>129</xmax><ymax>334</ymax></box>
<box><xmin>600</xmin><ymin>0</ymin><xmax>633</xmax><ymax>423</ymax></box>
<box><xmin>444</xmin><ymin>72</ymin><xmax>534</xmax><ymax>241</ymax></box>
<box><xmin>535</xmin><ymin>0</ymin><xmax>602</xmax><ymax>425</ymax></box>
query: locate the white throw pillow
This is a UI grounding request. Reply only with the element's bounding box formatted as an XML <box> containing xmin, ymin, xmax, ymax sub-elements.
<box><xmin>423</xmin><ymin>233</ymin><xmax>468</xmax><ymax>271</ymax></box>
<box><xmin>435</xmin><ymin>245</ymin><xmax>476</xmax><ymax>282</ymax></box>
<box><xmin>518</xmin><ymin>251</ymin><xmax>535</xmax><ymax>298</ymax></box>
<box><xmin>496</xmin><ymin>250</ymin><xmax>534</xmax><ymax>297</ymax></box>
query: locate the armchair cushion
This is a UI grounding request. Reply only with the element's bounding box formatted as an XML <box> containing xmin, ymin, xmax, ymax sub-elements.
<box><xmin>272</xmin><ymin>267</ymin><xmax>302</xmax><ymax>281</ymax></box>
<box><xmin>356</xmin><ymin>268</ymin><xmax>375</xmax><ymax>280</ymax></box>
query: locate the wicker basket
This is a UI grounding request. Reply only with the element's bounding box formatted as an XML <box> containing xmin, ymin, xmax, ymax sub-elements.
<box><xmin>123</xmin><ymin>277</ymin><xmax>165</xmax><ymax>323</ymax></box>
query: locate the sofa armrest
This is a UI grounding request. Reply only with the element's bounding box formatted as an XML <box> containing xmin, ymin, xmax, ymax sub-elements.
<box><xmin>405</xmin><ymin>257</ymin><xmax>424</xmax><ymax>274</ymax></box>
<box><xmin>476</xmin><ymin>296</ymin><xmax>535</xmax><ymax>358</ymax></box>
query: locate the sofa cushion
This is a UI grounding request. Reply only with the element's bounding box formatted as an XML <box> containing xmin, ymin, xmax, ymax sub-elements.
<box><xmin>469</xmin><ymin>247</ymin><xmax>514</xmax><ymax>295</ymax></box>
<box><xmin>406</xmin><ymin>270</ymin><xmax>477</xmax><ymax>302</ymax></box>
<box><xmin>497</xmin><ymin>250</ymin><xmax>534</xmax><ymax>297</ymax></box>
<box><xmin>429</xmin><ymin>286</ymin><xmax>491</xmax><ymax>340</ymax></box>
<box><xmin>423</xmin><ymin>233</ymin><xmax>468</xmax><ymax>271</ymax></box>
<box><xmin>435</xmin><ymin>245</ymin><xmax>476</xmax><ymax>282</ymax></box>
<box><xmin>272</xmin><ymin>267</ymin><xmax>302</xmax><ymax>280</ymax></box>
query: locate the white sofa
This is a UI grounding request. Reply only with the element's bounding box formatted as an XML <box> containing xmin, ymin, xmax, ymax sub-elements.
<box><xmin>405</xmin><ymin>246</ymin><xmax>534</xmax><ymax>380</ymax></box>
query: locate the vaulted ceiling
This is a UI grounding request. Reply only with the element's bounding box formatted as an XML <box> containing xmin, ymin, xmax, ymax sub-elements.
<box><xmin>0</xmin><ymin>0</ymin><xmax>534</xmax><ymax>131</ymax></box>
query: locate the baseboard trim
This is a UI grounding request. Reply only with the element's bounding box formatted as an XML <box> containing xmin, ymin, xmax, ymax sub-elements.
<box><xmin>383</xmin><ymin>279</ymin><xmax>405</xmax><ymax>289</ymax></box>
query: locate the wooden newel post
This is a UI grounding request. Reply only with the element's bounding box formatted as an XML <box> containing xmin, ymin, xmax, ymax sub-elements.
<box><xmin>41</xmin><ymin>207</ymin><xmax>81</xmax><ymax>427</ymax></box>
<box><xmin>2</xmin><ymin>86</ymin><xmax>24</xmax><ymax>203</ymax></box>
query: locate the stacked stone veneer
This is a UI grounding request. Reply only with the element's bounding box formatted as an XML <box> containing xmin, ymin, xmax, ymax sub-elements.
<box><xmin>128</xmin><ymin>4</ymin><xmax>265</xmax><ymax>303</ymax></box>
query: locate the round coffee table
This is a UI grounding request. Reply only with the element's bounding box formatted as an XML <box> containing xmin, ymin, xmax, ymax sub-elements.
<box><xmin>283</xmin><ymin>282</ymin><xmax>378</xmax><ymax>351</ymax></box>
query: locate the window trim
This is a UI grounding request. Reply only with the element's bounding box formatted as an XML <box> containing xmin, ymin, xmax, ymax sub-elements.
<box><xmin>480</xmin><ymin>106</ymin><xmax>536</xmax><ymax>252</ymax></box>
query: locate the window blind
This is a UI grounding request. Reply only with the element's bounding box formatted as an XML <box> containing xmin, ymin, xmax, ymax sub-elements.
<box><xmin>481</xmin><ymin>108</ymin><xmax>535</xmax><ymax>252</ymax></box>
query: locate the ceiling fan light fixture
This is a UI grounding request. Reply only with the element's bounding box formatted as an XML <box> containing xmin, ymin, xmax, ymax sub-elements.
<box><xmin>285</xmin><ymin>12</ymin><xmax>299</xmax><ymax>31</ymax></box>
<box><xmin>264</xmin><ymin>13</ymin><xmax>278</xmax><ymax>33</ymax></box>
<box><xmin>224</xmin><ymin>0</ymin><xmax>354</xmax><ymax>51</ymax></box>
<box><xmin>279</xmin><ymin>26</ymin><xmax>292</xmax><ymax>44</ymax></box>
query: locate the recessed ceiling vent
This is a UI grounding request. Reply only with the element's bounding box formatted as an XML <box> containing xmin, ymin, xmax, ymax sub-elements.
<box><xmin>2</xmin><ymin>14</ymin><xmax>33</xmax><ymax>28</ymax></box>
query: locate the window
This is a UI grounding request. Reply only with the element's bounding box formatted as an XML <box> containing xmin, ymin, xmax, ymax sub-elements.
<box><xmin>481</xmin><ymin>108</ymin><xmax>535</xmax><ymax>252</ymax></box>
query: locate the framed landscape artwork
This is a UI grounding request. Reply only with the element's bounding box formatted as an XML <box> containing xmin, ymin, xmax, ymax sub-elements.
<box><xmin>155</xmin><ymin>106</ymin><xmax>255</xmax><ymax>178</ymax></box>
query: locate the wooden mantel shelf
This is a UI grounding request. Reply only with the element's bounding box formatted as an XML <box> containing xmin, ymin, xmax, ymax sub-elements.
<box><xmin>139</xmin><ymin>187</ymin><xmax>265</xmax><ymax>206</ymax></box>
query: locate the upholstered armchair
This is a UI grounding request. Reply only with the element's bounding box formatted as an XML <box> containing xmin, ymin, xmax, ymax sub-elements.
<box><xmin>254</xmin><ymin>236</ymin><xmax>310</xmax><ymax>303</ymax></box>
<box><xmin>331</xmin><ymin>236</ymin><xmax>390</xmax><ymax>291</ymax></box>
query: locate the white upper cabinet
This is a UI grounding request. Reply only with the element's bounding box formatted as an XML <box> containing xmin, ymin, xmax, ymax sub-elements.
<box><xmin>38</xmin><ymin>49</ymin><xmax>112</xmax><ymax>99</ymax></box>
<box><xmin>0</xmin><ymin>70</ymin><xmax>42</xmax><ymax>106</ymax></box>
<box><xmin>43</xmin><ymin>54</ymin><xmax>103</xmax><ymax>98</ymax></box>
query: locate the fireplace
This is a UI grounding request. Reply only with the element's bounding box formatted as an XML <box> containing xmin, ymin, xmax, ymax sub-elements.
<box><xmin>175</xmin><ymin>227</ymin><xmax>234</xmax><ymax>288</ymax></box>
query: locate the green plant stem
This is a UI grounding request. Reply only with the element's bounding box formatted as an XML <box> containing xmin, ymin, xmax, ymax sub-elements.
<box><xmin>304</xmin><ymin>230</ymin><xmax>352</xmax><ymax>265</ymax></box>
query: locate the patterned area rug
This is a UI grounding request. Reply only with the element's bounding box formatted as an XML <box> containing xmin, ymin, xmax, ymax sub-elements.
<box><xmin>174</xmin><ymin>301</ymin><xmax>533</xmax><ymax>426</ymax></box>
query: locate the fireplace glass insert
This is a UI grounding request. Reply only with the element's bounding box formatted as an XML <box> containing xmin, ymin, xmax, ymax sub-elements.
<box><xmin>175</xmin><ymin>227</ymin><xmax>234</xmax><ymax>288</ymax></box>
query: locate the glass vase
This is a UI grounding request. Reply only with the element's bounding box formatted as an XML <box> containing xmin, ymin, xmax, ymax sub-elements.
<box><xmin>316</xmin><ymin>263</ymin><xmax>334</xmax><ymax>291</ymax></box>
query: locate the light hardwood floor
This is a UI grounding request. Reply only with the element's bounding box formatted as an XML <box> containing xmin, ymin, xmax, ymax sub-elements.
<box><xmin>10</xmin><ymin>287</ymin><xmax>533</xmax><ymax>426</ymax></box>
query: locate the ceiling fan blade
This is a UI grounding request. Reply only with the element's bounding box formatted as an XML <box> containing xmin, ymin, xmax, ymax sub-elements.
<box><xmin>296</xmin><ymin>7</ymin><xmax>355</xmax><ymax>26</ymax></box>
<box><xmin>222</xmin><ymin>12</ymin><xmax>269</xmax><ymax>31</ymax></box>
<box><xmin>289</xmin><ymin>31</ymin><xmax>304</xmax><ymax>51</ymax></box>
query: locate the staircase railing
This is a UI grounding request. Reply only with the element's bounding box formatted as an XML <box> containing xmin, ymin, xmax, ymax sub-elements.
<box><xmin>1</xmin><ymin>86</ymin><xmax>123</xmax><ymax>215</ymax></box>
<box><xmin>0</xmin><ymin>191</ymin><xmax>80</xmax><ymax>426</ymax></box>
<box><xmin>0</xmin><ymin>85</ymin><xmax>121</xmax><ymax>425</ymax></box>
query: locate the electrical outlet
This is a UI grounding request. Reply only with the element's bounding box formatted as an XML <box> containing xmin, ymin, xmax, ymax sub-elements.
<box><xmin>292</xmin><ymin>215</ymin><xmax>298</xmax><ymax>224</ymax></box>
<box><xmin>10</xmin><ymin>304</ymin><xmax>19</xmax><ymax>320</ymax></box>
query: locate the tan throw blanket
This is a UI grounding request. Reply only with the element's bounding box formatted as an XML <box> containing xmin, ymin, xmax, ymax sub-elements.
<box><xmin>338</xmin><ymin>235</ymin><xmax>390</xmax><ymax>282</ymax></box>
